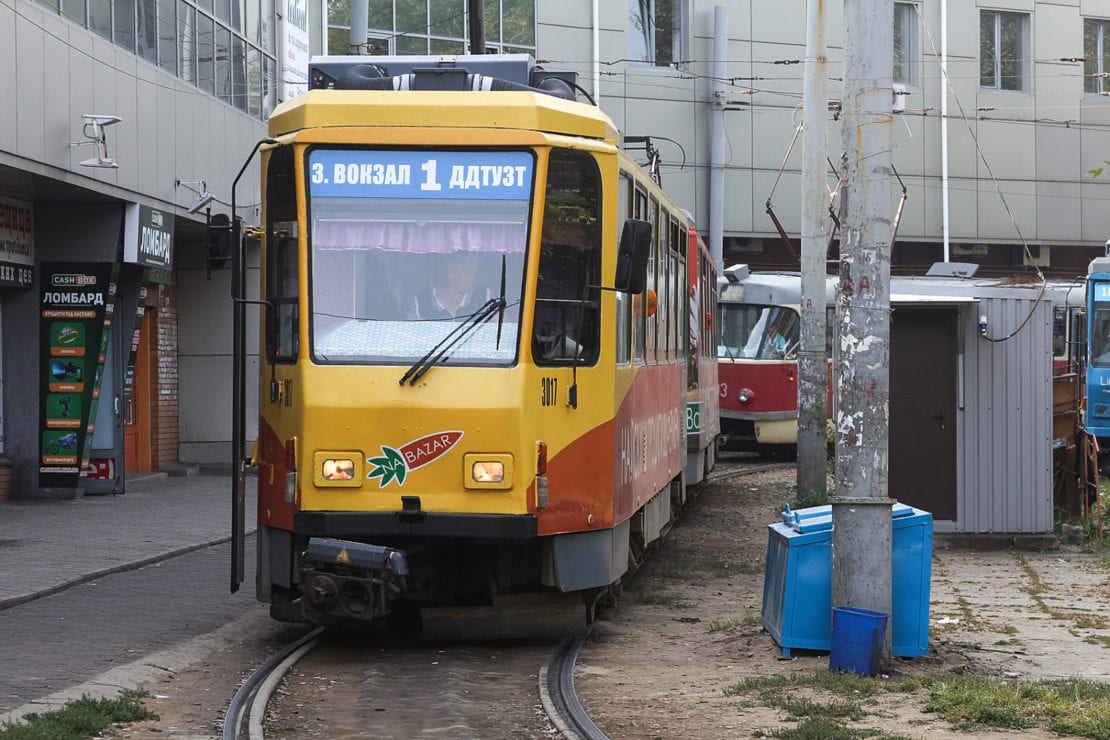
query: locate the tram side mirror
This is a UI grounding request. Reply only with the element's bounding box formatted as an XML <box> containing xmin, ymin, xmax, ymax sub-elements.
<box><xmin>615</xmin><ymin>219</ymin><xmax>652</xmax><ymax>294</ymax></box>
<box><xmin>207</xmin><ymin>213</ymin><xmax>232</xmax><ymax>272</ymax></box>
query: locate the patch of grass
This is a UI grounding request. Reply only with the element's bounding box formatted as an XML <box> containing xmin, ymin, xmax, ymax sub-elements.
<box><xmin>754</xmin><ymin>717</ymin><xmax>911</xmax><ymax>739</ymax></box>
<box><xmin>763</xmin><ymin>694</ymin><xmax>867</xmax><ymax>722</ymax></box>
<box><xmin>727</xmin><ymin>670</ymin><xmax>1110</xmax><ymax>739</ymax></box>
<box><xmin>708</xmin><ymin>614</ymin><xmax>760</xmax><ymax>632</ymax></box>
<box><xmin>699</xmin><ymin>556</ymin><xmax>732</xmax><ymax>577</ymax></box>
<box><xmin>1085</xmin><ymin>634</ymin><xmax>1110</xmax><ymax>648</ymax></box>
<box><xmin>924</xmin><ymin>674</ymin><xmax>1110</xmax><ymax>735</ymax></box>
<box><xmin>0</xmin><ymin>690</ymin><xmax>157</xmax><ymax>739</ymax></box>
<box><xmin>1073</xmin><ymin>612</ymin><xmax>1110</xmax><ymax>630</ymax></box>
<box><xmin>631</xmin><ymin>589</ymin><xmax>691</xmax><ymax>609</ymax></box>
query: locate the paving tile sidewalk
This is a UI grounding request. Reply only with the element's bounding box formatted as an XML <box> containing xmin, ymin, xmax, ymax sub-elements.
<box><xmin>0</xmin><ymin>473</ymin><xmax>257</xmax><ymax>610</ymax></box>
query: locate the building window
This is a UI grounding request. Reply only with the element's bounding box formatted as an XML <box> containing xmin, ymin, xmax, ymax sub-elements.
<box><xmin>980</xmin><ymin>9</ymin><xmax>1028</xmax><ymax>91</ymax></box>
<box><xmin>894</xmin><ymin>2</ymin><xmax>918</xmax><ymax>86</ymax></box>
<box><xmin>327</xmin><ymin>0</ymin><xmax>536</xmax><ymax>57</ymax></box>
<box><xmin>37</xmin><ymin>0</ymin><xmax>276</xmax><ymax>119</ymax></box>
<box><xmin>628</xmin><ymin>0</ymin><xmax>684</xmax><ymax>67</ymax></box>
<box><xmin>1085</xmin><ymin>19</ymin><xmax>1110</xmax><ymax>94</ymax></box>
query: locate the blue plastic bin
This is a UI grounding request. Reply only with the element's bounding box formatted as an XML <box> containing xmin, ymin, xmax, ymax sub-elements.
<box><xmin>760</xmin><ymin>503</ymin><xmax>932</xmax><ymax>658</ymax></box>
<box><xmin>829</xmin><ymin>606</ymin><xmax>889</xmax><ymax>676</ymax></box>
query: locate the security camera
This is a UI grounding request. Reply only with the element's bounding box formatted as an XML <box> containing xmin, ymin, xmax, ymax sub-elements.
<box><xmin>187</xmin><ymin>192</ymin><xmax>216</xmax><ymax>214</ymax></box>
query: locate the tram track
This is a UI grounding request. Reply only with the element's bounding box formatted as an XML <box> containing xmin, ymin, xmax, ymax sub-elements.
<box><xmin>222</xmin><ymin>626</ymin><xmax>324</xmax><ymax>740</ymax></box>
<box><xmin>222</xmin><ymin>458</ymin><xmax>789</xmax><ymax>739</ymax></box>
<box><xmin>223</xmin><ymin>627</ymin><xmax>595</xmax><ymax>738</ymax></box>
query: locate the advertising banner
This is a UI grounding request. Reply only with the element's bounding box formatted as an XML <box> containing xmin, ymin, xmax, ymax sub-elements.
<box><xmin>38</xmin><ymin>263</ymin><xmax>117</xmax><ymax>488</ymax></box>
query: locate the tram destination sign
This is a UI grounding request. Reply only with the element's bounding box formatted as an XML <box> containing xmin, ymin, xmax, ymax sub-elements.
<box><xmin>308</xmin><ymin>150</ymin><xmax>534</xmax><ymax>200</ymax></box>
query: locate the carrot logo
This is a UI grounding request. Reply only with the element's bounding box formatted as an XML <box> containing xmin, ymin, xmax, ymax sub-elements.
<box><xmin>367</xmin><ymin>431</ymin><xmax>463</xmax><ymax>488</ymax></box>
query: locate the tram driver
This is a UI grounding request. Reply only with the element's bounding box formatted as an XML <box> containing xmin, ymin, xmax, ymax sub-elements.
<box><xmin>413</xmin><ymin>250</ymin><xmax>495</xmax><ymax>320</ymax></box>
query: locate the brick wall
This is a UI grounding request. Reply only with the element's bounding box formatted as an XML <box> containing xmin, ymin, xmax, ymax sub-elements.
<box><xmin>153</xmin><ymin>281</ymin><xmax>179</xmax><ymax>468</ymax></box>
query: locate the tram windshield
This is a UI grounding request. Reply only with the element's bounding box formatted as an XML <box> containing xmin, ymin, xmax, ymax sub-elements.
<box><xmin>717</xmin><ymin>304</ymin><xmax>800</xmax><ymax>360</ymax></box>
<box><xmin>1090</xmin><ymin>304</ymin><xmax>1110</xmax><ymax>368</ymax></box>
<box><xmin>305</xmin><ymin>149</ymin><xmax>532</xmax><ymax>366</ymax></box>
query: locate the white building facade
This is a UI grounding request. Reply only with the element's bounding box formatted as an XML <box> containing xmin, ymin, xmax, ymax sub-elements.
<box><xmin>5</xmin><ymin>0</ymin><xmax>1110</xmax><ymax>489</ymax></box>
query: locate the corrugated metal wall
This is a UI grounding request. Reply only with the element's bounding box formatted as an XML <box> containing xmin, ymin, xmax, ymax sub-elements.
<box><xmin>956</xmin><ymin>297</ymin><xmax>1054</xmax><ymax>533</ymax></box>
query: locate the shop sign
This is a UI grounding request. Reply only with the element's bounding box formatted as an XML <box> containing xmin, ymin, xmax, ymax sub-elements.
<box><xmin>0</xmin><ymin>195</ymin><xmax>34</xmax><ymax>288</ymax></box>
<box><xmin>124</xmin><ymin>203</ymin><xmax>175</xmax><ymax>270</ymax></box>
<box><xmin>38</xmin><ymin>262</ymin><xmax>117</xmax><ymax>488</ymax></box>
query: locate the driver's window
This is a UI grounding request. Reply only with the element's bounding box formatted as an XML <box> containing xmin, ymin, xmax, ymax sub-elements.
<box><xmin>532</xmin><ymin>149</ymin><xmax>601</xmax><ymax>366</ymax></box>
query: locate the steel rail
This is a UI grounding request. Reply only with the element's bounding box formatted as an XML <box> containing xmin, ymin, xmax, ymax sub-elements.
<box><xmin>706</xmin><ymin>460</ymin><xmax>794</xmax><ymax>485</ymax></box>
<box><xmin>222</xmin><ymin>626</ymin><xmax>325</xmax><ymax>740</ymax></box>
<box><xmin>540</xmin><ymin>632</ymin><xmax>607</xmax><ymax>740</ymax></box>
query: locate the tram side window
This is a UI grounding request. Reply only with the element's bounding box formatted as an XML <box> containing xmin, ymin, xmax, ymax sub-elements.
<box><xmin>647</xmin><ymin>197</ymin><xmax>659</xmax><ymax>362</ymax></box>
<box><xmin>633</xmin><ymin>187</ymin><xmax>648</xmax><ymax>362</ymax></box>
<box><xmin>266</xmin><ymin>146</ymin><xmax>298</xmax><ymax>363</ymax></box>
<box><xmin>1053</xmin><ymin>306</ymin><xmax>1067</xmax><ymax>359</ymax></box>
<box><xmin>270</xmin><ymin>237</ymin><xmax>299</xmax><ymax>359</ymax></box>
<box><xmin>616</xmin><ymin>172</ymin><xmax>632</xmax><ymax>365</ymax></box>
<box><xmin>532</xmin><ymin>149</ymin><xmax>601</xmax><ymax>366</ymax></box>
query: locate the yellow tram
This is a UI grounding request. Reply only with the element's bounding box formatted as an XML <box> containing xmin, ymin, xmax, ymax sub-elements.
<box><xmin>233</xmin><ymin>54</ymin><xmax>717</xmax><ymax>631</ymax></box>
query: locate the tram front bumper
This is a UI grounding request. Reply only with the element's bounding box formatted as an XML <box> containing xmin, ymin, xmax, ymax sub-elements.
<box><xmin>300</xmin><ymin>537</ymin><xmax>409</xmax><ymax>622</ymax></box>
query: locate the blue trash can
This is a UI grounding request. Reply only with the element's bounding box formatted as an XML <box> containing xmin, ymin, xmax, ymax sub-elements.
<box><xmin>760</xmin><ymin>503</ymin><xmax>932</xmax><ymax>657</ymax></box>
<box><xmin>829</xmin><ymin>606</ymin><xmax>889</xmax><ymax>676</ymax></box>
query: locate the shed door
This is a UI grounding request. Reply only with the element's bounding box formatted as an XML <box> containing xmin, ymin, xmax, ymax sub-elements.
<box><xmin>890</xmin><ymin>307</ymin><xmax>957</xmax><ymax>519</ymax></box>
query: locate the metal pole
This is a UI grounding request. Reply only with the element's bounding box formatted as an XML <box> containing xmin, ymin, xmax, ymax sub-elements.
<box><xmin>230</xmin><ymin>137</ymin><xmax>276</xmax><ymax>593</ymax></box>
<box><xmin>797</xmin><ymin>0</ymin><xmax>829</xmax><ymax>500</ymax></box>
<box><xmin>832</xmin><ymin>0</ymin><xmax>895</xmax><ymax>656</ymax></box>
<box><xmin>349</xmin><ymin>0</ymin><xmax>368</xmax><ymax>54</ymax></box>
<box><xmin>940</xmin><ymin>0</ymin><xmax>950</xmax><ymax>262</ymax></box>
<box><xmin>468</xmin><ymin>0</ymin><xmax>485</xmax><ymax>54</ymax></box>
<box><xmin>709</xmin><ymin>5</ymin><xmax>727</xmax><ymax>273</ymax></box>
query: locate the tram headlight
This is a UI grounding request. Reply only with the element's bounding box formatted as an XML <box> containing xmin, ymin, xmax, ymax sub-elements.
<box><xmin>313</xmin><ymin>451</ymin><xmax>364</xmax><ymax>487</ymax></box>
<box><xmin>738</xmin><ymin>388</ymin><xmax>755</xmax><ymax>404</ymax></box>
<box><xmin>464</xmin><ymin>453</ymin><xmax>513</xmax><ymax>490</ymax></box>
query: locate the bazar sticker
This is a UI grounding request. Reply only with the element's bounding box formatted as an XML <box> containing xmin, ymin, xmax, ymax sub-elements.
<box><xmin>368</xmin><ymin>431</ymin><xmax>463</xmax><ymax>488</ymax></box>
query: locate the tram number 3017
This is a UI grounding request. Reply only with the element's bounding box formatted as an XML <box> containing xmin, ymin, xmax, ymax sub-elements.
<box><xmin>541</xmin><ymin>377</ymin><xmax>559</xmax><ymax>407</ymax></box>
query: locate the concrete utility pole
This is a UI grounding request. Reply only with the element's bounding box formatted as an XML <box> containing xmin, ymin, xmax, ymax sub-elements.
<box><xmin>709</xmin><ymin>5</ymin><xmax>727</xmax><ymax>273</ymax></box>
<box><xmin>832</xmin><ymin>0</ymin><xmax>895</xmax><ymax>654</ymax></box>
<box><xmin>797</xmin><ymin>0</ymin><xmax>829</xmax><ymax>500</ymax></box>
<box><xmin>349</xmin><ymin>0</ymin><xmax>368</xmax><ymax>54</ymax></box>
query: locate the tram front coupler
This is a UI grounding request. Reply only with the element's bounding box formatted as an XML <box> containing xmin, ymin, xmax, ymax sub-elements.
<box><xmin>299</xmin><ymin>537</ymin><xmax>409</xmax><ymax>622</ymax></box>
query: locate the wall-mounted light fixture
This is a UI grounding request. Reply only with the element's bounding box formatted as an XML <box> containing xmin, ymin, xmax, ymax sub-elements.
<box><xmin>69</xmin><ymin>114</ymin><xmax>121</xmax><ymax>168</ymax></box>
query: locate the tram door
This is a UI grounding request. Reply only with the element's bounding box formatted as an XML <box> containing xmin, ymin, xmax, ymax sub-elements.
<box><xmin>889</xmin><ymin>306</ymin><xmax>958</xmax><ymax>520</ymax></box>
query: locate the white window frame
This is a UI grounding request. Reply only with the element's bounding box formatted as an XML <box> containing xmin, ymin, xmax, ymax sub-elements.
<box><xmin>980</xmin><ymin>9</ymin><xmax>1030</xmax><ymax>92</ymax></box>
<box><xmin>1085</xmin><ymin>18</ymin><xmax>1110</xmax><ymax>95</ymax></box>
<box><xmin>628</xmin><ymin>0</ymin><xmax>687</xmax><ymax>68</ymax></box>
<box><xmin>894</xmin><ymin>2</ymin><xmax>918</xmax><ymax>87</ymax></box>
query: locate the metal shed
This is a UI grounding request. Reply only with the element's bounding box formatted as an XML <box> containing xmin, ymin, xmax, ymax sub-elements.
<box><xmin>886</xmin><ymin>275</ymin><xmax>1060</xmax><ymax>535</ymax></box>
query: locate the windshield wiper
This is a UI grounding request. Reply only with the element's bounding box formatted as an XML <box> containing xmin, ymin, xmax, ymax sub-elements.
<box><xmin>399</xmin><ymin>298</ymin><xmax>505</xmax><ymax>386</ymax></box>
<box><xmin>495</xmin><ymin>255</ymin><xmax>507</xmax><ymax>350</ymax></box>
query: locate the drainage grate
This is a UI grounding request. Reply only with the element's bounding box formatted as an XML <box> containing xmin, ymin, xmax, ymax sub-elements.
<box><xmin>0</xmin><ymin>539</ymin><xmax>22</xmax><ymax>548</ymax></box>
